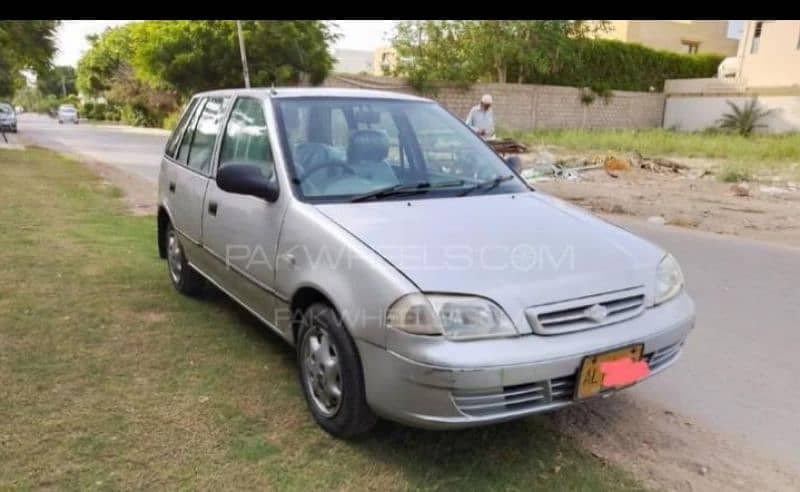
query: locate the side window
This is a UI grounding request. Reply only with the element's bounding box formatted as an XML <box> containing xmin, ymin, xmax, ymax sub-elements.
<box><xmin>177</xmin><ymin>98</ymin><xmax>206</xmax><ymax>164</ymax></box>
<box><xmin>187</xmin><ymin>97</ymin><xmax>226</xmax><ymax>174</ymax></box>
<box><xmin>164</xmin><ymin>98</ymin><xmax>199</xmax><ymax>158</ymax></box>
<box><xmin>219</xmin><ymin>98</ymin><xmax>275</xmax><ymax>180</ymax></box>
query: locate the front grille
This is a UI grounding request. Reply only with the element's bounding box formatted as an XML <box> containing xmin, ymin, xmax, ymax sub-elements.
<box><xmin>452</xmin><ymin>375</ymin><xmax>575</xmax><ymax>417</ymax></box>
<box><xmin>452</xmin><ymin>339</ymin><xmax>684</xmax><ymax>419</ymax></box>
<box><xmin>526</xmin><ymin>287</ymin><xmax>646</xmax><ymax>335</ymax></box>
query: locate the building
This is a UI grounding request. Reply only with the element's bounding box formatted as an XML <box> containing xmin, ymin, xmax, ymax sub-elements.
<box><xmin>594</xmin><ymin>20</ymin><xmax>739</xmax><ymax>56</ymax></box>
<box><xmin>735</xmin><ymin>20</ymin><xmax>800</xmax><ymax>89</ymax></box>
<box><xmin>662</xmin><ymin>21</ymin><xmax>800</xmax><ymax>133</ymax></box>
<box><xmin>332</xmin><ymin>49</ymin><xmax>374</xmax><ymax>75</ymax></box>
<box><xmin>373</xmin><ymin>46</ymin><xmax>398</xmax><ymax>76</ymax></box>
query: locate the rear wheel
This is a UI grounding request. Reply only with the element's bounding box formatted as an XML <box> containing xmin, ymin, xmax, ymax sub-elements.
<box><xmin>297</xmin><ymin>303</ymin><xmax>377</xmax><ymax>438</ymax></box>
<box><xmin>165</xmin><ymin>222</ymin><xmax>205</xmax><ymax>296</ymax></box>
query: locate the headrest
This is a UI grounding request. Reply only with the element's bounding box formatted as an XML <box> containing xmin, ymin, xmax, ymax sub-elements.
<box><xmin>347</xmin><ymin>130</ymin><xmax>389</xmax><ymax>162</ymax></box>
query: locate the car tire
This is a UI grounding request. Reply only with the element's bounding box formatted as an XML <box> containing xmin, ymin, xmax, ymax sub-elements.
<box><xmin>164</xmin><ymin>222</ymin><xmax>205</xmax><ymax>296</ymax></box>
<box><xmin>297</xmin><ymin>303</ymin><xmax>377</xmax><ymax>439</ymax></box>
<box><xmin>58</xmin><ymin>120</ymin><xmax>63</xmax><ymax>124</ymax></box>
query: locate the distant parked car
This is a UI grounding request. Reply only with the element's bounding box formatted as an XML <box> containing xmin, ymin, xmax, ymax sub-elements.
<box><xmin>0</xmin><ymin>103</ymin><xmax>17</xmax><ymax>133</ymax></box>
<box><xmin>14</xmin><ymin>105</ymin><xmax>24</xmax><ymax>114</ymax></box>
<box><xmin>57</xmin><ymin>104</ymin><xmax>79</xmax><ymax>124</ymax></box>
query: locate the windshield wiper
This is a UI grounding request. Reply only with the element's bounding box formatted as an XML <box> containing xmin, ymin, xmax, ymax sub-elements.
<box><xmin>457</xmin><ymin>174</ymin><xmax>515</xmax><ymax>197</ymax></box>
<box><xmin>350</xmin><ymin>180</ymin><xmax>465</xmax><ymax>203</ymax></box>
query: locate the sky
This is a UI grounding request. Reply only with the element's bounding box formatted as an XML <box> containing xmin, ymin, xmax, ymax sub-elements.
<box><xmin>53</xmin><ymin>20</ymin><xmax>401</xmax><ymax>67</ymax></box>
<box><xmin>53</xmin><ymin>20</ymin><xmax>744</xmax><ymax>68</ymax></box>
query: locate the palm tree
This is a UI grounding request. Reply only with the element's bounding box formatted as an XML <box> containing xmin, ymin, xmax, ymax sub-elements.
<box><xmin>717</xmin><ymin>98</ymin><xmax>773</xmax><ymax>137</ymax></box>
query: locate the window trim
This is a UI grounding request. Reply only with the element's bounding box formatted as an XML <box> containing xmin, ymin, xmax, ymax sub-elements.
<box><xmin>173</xmin><ymin>97</ymin><xmax>207</xmax><ymax>167</ymax></box>
<box><xmin>186</xmin><ymin>96</ymin><xmax>229</xmax><ymax>175</ymax></box>
<box><xmin>213</xmin><ymin>95</ymin><xmax>278</xmax><ymax>184</ymax></box>
<box><xmin>164</xmin><ymin>97</ymin><xmax>200</xmax><ymax>159</ymax></box>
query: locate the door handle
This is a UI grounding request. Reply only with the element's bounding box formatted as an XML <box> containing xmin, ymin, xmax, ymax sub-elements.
<box><xmin>208</xmin><ymin>201</ymin><xmax>218</xmax><ymax>216</ymax></box>
<box><xmin>168</xmin><ymin>181</ymin><xmax>176</xmax><ymax>193</ymax></box>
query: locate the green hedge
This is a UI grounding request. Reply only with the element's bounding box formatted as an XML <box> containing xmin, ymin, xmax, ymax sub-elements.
<box><xmin>533</xmin><ymin>39</ymin><xmax>724</xmax><ymax>92</ymax></box>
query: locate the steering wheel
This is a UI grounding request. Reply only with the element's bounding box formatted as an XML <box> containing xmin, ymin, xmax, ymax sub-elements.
<box><xmin>296</xmin><ymin>161</ymin><xmax>356</xmax><ymax>183</ymax></box>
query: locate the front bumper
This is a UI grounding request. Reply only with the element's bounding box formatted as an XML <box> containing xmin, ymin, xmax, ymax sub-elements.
<box><xmin>357</xmin><ymin>291</ymin><xmax>695</xmax><ymax>429</ymax></box>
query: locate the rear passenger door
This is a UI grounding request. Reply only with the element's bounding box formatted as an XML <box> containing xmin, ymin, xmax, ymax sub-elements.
<box><xmin>169</xmin><ymin>96</ymin><xmax>229</xmax><ymax>256</ymax></box>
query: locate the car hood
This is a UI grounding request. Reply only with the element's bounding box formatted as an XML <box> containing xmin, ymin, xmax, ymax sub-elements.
<box><xmin>315</xmin><ymin>192</ymin><xmax>665</xmax><ymax>333</ymax></box>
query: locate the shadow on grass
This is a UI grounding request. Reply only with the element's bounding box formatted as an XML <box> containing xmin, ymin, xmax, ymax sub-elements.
<box><xmin>191</xmin><ymin>282</ymin><xmax>634</xmax><ymax>490</ymax></box>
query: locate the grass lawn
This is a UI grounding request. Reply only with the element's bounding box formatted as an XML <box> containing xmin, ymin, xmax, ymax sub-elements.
<box><xmin>505</xmin><ymin>128</ymin><xmax>800</xmax><ymax>180</ymax></box>
<box><xmin>0</xmin><ymin>148</ymin><xmax>645</xmax><ymax>491</ymax></box>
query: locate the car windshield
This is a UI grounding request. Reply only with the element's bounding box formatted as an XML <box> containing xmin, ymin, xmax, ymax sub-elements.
<box><xmin>60</xmin><ymin>105</ymin><xmax>76</xmax><ymax>112</ymax></box>
<box><xmin>0</xmin><ymin>104</ymin><xmax>13</xmax><ymax>114</ymax></box>
<box><xmin>274</xmin><ymin>97</ymin><xmax>528</xmax><ymax>203</ymax></box>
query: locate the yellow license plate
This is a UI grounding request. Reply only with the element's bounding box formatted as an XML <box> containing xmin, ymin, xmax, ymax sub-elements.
<box><xmin>576</xmin><ymin>344</ymin><xmax>644</xmax><ymax>399</ymax></box>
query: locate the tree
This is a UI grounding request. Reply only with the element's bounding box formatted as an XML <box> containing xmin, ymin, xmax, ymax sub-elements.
<box><xmin>37</xmin><ymin>65</ymin><xmax>77</xmax><ymax>97</ymax></box>
<box><xmin>75</xmin><ymin>20</ymin><xmax>338</xmax><ymax>127</ymax></box>
<box><xmin>390</xmin><ymin>20</ymin><xmax>610</xmax><ymax>88</ymax></box>
<box><xmin>0</xmin><ymin>21</ymin><xmax>58</xmax><ymax>98</ymax></box>
<box><xmin>76</xmin><ymin>25</ymin><xmax>134</xmax><ymax>96</ymax></box>
<box><xmin>129</xmin><ymin>20</ymin><xmax>337</xmax><ymax>96</ymax></box>
<box><xmin>391</xmin><ymin>21</ymin><xmax>478</xmax><ymax>90</ymax></box>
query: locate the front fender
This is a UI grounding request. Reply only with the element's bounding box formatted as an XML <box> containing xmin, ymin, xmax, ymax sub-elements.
<box><xmin>275</xmin><ymin>203</ymin><xmax>418</xmax><ymax>348</ymax></box>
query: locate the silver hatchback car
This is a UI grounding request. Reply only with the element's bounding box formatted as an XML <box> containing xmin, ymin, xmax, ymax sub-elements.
<box><xmin>157</xmin><ymin>88</ymin><xmax>695</xmax><ymax>438</ymax></box>
<box><xmin>57</xmin><ymin>104</ymin><xmax>79</xmax><ymax>124</ymax></box>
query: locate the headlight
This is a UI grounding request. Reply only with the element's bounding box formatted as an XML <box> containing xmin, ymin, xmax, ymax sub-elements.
<box><xmin>655</xmin><ymin>254</ymin><xmax>684</xmax><ymax>305</ymax></box>
<box><xmin>386</xmin><ymin>293</ymin><xmax>518</xmax><ymax>340</ymax></box>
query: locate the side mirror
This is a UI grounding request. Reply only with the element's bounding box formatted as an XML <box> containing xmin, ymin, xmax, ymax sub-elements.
<box><xmin>216</xmin><ymin>163</ymin><xmax>279</xmax><ymax>202</ymax></box>
<box><xmin>505</xmin><ymin>155</ymin><xmax>522</xmax><ymax>174</ymax></box>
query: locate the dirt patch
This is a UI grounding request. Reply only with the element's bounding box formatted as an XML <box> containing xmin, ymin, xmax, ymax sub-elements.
<box><xmin>78</xmin><ymin>157</ymin><xmax>157</xmax><ymax>216</ymax></box>
<box><xmin>523</xmin><ymin>153</ymin><xmax>800</xmax><ymax>248</ymax></box>
<box><xmin>548</xmin><ymin>394</ymin><xmax>799</xmax><ymax>491</ymax></box>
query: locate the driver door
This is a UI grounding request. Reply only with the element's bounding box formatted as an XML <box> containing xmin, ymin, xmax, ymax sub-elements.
<box><xmin>198</xmin><ymin>96</ymin><xmax>290</xmax><ymax>333</ymax></box>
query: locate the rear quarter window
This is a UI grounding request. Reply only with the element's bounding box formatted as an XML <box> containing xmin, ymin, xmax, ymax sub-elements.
<box><xmin>165</xmin><ymin>98</ymin><xmax>200</xmax><ymax>159</ymax></box>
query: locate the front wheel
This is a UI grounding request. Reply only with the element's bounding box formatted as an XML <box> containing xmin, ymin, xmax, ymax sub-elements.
<box><xmin>297</xmin><ymin>303</ymin><xmax>377</xmax><ymax>438</ymax></box>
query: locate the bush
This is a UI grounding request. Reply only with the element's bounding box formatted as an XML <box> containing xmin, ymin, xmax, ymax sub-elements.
<box><xmin>82</xmin><ymin>102</ymin><xmax>95</xmax><ymax>119</ymax></box>
<box><xmin>161</xmin><ymin>110</ymin><xmax>182</xmax><ymax>131</ymax></box>
<box><xmin>103</xmin><ymin>105</ymin><xmax>121</xmax><ymax>122</ymax></box>
<box><xmin>532</xmin><ymin>39</ymin><xmax>724</xmax><ymax>92</ymax></box>
<box><xmin>717</xmin><ymin>98</ymin><xmax>773</xmax><ymax>137</ymax></box>
<box><xmin>719</xmin><ymin>164</ymin><xmax>752</xmax><ymax>183</ymax></box>
<box><xmin>92</xmin><ymin>103</ymin><xmax>108</xmax><ymax>120</ymax></box>
<box><xmin>119</xmin><ymin>104</ymin><xmax>161</xmax><ymax>128</ymax></box>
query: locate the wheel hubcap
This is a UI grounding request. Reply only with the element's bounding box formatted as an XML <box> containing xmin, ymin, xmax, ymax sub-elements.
<box><xmin>166</xmin><ymin>231</ymin><xmax>183</xmax><ymax>284</ymax></box>
<box><xmin>302</xmin><ymin>325</ymin><xmax>342</xmax><ymax>417</ymax></box>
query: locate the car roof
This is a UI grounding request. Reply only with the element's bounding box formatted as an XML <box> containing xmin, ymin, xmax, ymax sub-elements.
<box><xmin>189</xmin><ymin>87</ymin><xmax>433</xmax><ymax>103</ymax></box>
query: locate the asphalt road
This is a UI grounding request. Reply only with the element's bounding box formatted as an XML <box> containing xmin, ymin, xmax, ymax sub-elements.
<box><xmin>18</xmin><ymin>113</ymin><xmax>166</xmax><ymax>182</ymax></box>
<box><xmin>15</xmin><ymin>113</ymin><xmax>800</xmax><ymax>473</ymax></box>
